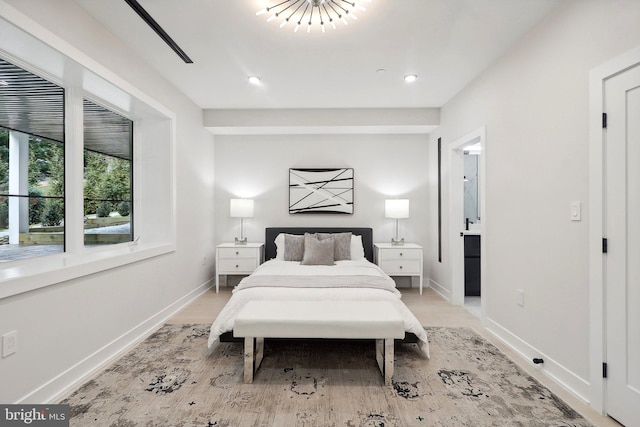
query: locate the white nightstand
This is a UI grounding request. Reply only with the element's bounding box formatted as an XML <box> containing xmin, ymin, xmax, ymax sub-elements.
<box><xmin>374</xmin><ymin>243</ymin><xmax>424</xmax><ymax>294</ymax></box>
<box><xmin>216</xmin><ymin>243</ymin><xmax>264</xmax><ymax>293</ymax></box>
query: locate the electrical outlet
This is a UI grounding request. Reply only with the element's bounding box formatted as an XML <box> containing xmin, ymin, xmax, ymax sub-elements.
<box><xmin>517</xmin><ymin>289</ymin><xmax>525</xmax><ymax>307</ymax></box>
<box><xmin>2</xmin><ymin>331</ymin><xmax>17</xmax><ymax>357</ymax></box>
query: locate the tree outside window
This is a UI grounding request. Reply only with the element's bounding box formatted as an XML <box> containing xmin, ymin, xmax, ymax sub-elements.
<box><xmin>83</xmin><ymin>99</ymin><xmax>133</xmax><ymax>247</ymax></box>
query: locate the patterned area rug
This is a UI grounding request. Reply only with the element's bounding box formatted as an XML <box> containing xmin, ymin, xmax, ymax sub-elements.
<box><xmin>61</xmin><ymin>324</ymin><xmax>592</xmax><ymax>426</ymax></box>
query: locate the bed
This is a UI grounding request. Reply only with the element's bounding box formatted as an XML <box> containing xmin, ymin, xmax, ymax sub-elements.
<box><xmin>207</xmin><ymin>227</ymin><xmax>430</xmax><ymax>357</ymax></box>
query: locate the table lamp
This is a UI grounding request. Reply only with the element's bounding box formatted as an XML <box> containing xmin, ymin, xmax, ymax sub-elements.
<box><xmin>230</xmin><ymin>198</ymin><xmax>254</xmax><ymax>245</ymax></box>
<box><xmin>385</xmin><ymin>199</ymin><xmax>409</xmax><ymax>246</ymax></box>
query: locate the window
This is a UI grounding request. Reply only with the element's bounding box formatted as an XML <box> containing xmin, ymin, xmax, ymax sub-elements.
<box><xmin>83</xmin><ymin>99</ymin><xmax>133</xmax><ymax>247</ymax></box>
<box><xmin>0</xmin><ymin>58</ymin><xmax>65</xmax><ymax>262</ymax></box>
<box><xmin>0</xmin><ymin>59</ymin><xmax>138</xmax><ymax>260</ymax></box>
<box><xmin>0</xmin><ymin>15</ymin><xmax>176</xmax><ymax>298</ymax></box>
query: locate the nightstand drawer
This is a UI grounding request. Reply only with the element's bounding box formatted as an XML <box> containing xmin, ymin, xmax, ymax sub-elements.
<box><xmin>379</xmin><ymin>248</ymin><xmax>421</xmax><ymax>259</ymax></box>
<box><xmin>218</xmin><ymin>247</ymin><xmax>258</xmax><ymax>259</ymax></box>
<box><xmin>218</xmin><ymin>258</ymin><xmax>258</xmax><ymax>272</ymax></box>
<box><xmin>379</xmin><ymin>260</ymin><xmax>421</xmax><ymax>274</ymax></box>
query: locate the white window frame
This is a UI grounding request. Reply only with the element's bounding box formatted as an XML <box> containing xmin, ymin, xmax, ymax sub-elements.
<box><xmin>0</xmin><ymin>12</ymin><xmax>176</xmax><ymax>300</ymax></box>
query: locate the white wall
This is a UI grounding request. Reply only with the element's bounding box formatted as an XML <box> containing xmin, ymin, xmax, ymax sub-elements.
<box><xmin>428</xmin><ymin>0</ymin><xmax>640</xmax><ymax>403</ymax></box>
<box><xmin>214</xmin><ymin>133</ymin><xmax>430</xmax><ymax>273</ymax></box>
<box><xmin>0</xmin><ymin>1</ymin><xmax>215</xmax><ymax>403</ymax></box>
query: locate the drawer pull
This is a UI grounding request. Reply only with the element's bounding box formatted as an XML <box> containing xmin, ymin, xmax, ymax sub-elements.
<box><xmin>399</xmin><ymin>265</ymin><xmax>403</xmax><ymax>269</ymax></box>
<box><xmin>400</xmin><ymin>253</ymin><xmax>403</xmax><ymax>256</ymax></box>
<box><xmin>236</xmin><ymin>251</ymin><xmax>239</xmax><ymax>255</ymax></box>
<box><xmin>235</xmin><ymin>264</ymin><xmax>239</xmax><ymax>268</ymax></box>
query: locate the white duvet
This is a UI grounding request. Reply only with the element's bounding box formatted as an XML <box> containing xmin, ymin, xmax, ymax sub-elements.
<box><xmin>207</xmin><ymin>259</ymin><xmax>430</xmax><ymax>357</ymax></box>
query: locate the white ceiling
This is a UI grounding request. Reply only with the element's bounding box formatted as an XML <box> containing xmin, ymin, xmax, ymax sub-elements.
<box><xmin>73</xmin><ymin>0</ymin><xmax>560</xmax><ymax>110</ymax></box>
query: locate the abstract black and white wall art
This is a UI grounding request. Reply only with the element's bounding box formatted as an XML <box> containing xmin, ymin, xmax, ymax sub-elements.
<box><xmin>289</xmin><ymin>168</ymin><xmax>354</xmax><ymax>214</ymax></box>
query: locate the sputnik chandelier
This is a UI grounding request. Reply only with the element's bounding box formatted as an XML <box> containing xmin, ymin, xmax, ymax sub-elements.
<box><xmin>257</xmin><ymin>0</ymin><xmax>372</xmax><ymax>33</ymax></box>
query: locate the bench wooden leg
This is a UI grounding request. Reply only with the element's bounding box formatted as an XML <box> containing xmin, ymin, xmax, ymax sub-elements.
<box><xmin>384</xmin><ymin>338</ymin><xmax>394</xmax><ymax>385</ymax></box>
<box><xmin>244</xmin><ymin>337</ymin><xmax>265</xmax><ymax>384</ymax></box>
<box><xmin>375</xmin><ymin>338</ymin><xmax>395</xmax><ymax>385</ymax></box>
<box><xmin>244</xmin><ymin>337</ymin><xmax>254</xmax><ymax>383</ymax></box>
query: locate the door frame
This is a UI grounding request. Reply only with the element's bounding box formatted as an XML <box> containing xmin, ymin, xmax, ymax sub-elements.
<box><xmin>448</xmin><ymin>126</ymin><xmax>486</xmax><ymax>321</ymax></box>
<box><xmin>588</xmin><ymin>45</ymin><xmax>640</xmax><ymax>414</ymax></box>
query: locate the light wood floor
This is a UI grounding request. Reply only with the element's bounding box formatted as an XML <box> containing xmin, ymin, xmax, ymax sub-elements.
<box><xmin>169</xmin><ymin>286</ymin><xmax>620</xmax><ymax>427</ymax></box>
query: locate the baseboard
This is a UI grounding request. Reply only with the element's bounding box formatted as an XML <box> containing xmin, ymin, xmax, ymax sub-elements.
<box><xmin>485</xmin><ymin>318</ymin><xmax>591</xmax><ymax>406</ymax></box>
<box><xmin>428</xmin><ymin>277</ymin><xmax>450</xmax><ymax>301</ymax></box>
<box><xmin>18</xmin><ymin>279</ymin><xmax>213</xmax><ymax>404</ymax></box>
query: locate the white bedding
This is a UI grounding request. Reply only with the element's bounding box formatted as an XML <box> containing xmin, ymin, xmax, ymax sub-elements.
<box><xmin>207</xmin><ymin>259</ymin><xmax>430</xmax><ymax>357</ymax></box>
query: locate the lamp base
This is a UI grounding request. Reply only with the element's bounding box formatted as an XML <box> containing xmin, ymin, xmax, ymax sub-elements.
<box><xmin>391</xmin><ymin>237</ymin><xmax>405</xmax><ymax>246</ymax></box>
<box><xmin>234</xmin><ymin>237</ymin><xmax>248</xmax><ymax>245</ymax></box>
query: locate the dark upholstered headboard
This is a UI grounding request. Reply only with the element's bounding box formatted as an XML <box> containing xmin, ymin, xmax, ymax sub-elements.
<box><xmin>265</xmin><ymin>227</ymin><xmax>374</xmax><ymax>263</ymax></box>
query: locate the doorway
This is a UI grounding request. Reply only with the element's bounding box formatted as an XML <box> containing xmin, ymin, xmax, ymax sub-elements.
<box><xmin>590</xmin><ymin>46</ymin><xmax>640</xmax><ymax>424</ymax></box>
<box><xmin>603</xmin><ymin>61</ymin><xmax>640</xmax><ymax>426</ymax></box>
<box><xmin>448</xmin><ymin>127</ymin><xmax>486</xmax><ymax>321</ymax></box>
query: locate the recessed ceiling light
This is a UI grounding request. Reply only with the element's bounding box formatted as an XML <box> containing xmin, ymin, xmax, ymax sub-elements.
<box><xmin>248</xmin><ymin>76</ymin><xmax>261</xmax><ymax>85</ymax></box>
<box><xmin>0</xmin><ymin>80</ymin><xmax>8</xmax><ymax>86</ymax></box>
<box><xmin>404</xmin><ymin>74</ymin><xmax>418</xmax><ymax>83</ymax></box>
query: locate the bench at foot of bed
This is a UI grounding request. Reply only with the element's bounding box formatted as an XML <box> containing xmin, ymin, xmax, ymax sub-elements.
<box><xmin>233</xmin><ymin>300</ymin><xmax>405</xmax><ymax>385</ymax></box>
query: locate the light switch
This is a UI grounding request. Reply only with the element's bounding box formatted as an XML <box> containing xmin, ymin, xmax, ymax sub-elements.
<box><xmin>571</xmin><ymin>201</ymin><xmax>581</xmax><ymax>221</ymax></box>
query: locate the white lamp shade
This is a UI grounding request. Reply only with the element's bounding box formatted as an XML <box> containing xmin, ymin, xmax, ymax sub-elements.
<box><xmin>385</xmin><ymin>199</ymin><xmax>409</xmax><ymax>219</ymax></box>
<box><xmin>230</xmin><ymin>199</ymin><xmax>254</xmax><ymax>218</ymax></box>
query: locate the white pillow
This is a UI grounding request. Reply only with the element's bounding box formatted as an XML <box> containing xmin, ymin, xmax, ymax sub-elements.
<box><xmin>350</xmin><ymin>234</ymin><xmax>365</xmax><ymax>260</ymax></box>
<box><xmin>274</xmin><ymin>233</ymin><xmax>285</xmax><ymax>260</ymax></box>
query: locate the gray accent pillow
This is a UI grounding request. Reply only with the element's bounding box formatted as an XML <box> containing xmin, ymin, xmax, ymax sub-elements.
<box><xmin>283</xmin><ymin>234</ymin><xmax>305</xmax><ymax>261</ymax></box>
<box><xmin>317</xmin><ymin>232</ymin><xmax>352</xmax><ymax>261</ymax></box>
<box><xmin>301</xmin><ymin>233</ymin><xmax>335</xmax><ymax>266</ymax></box>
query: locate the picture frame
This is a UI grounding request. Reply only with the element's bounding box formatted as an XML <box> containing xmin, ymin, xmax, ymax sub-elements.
<box><xmin>289</xmin><ymin>168</ymin><xmax>354</xmax><ymax>214</ymax></box>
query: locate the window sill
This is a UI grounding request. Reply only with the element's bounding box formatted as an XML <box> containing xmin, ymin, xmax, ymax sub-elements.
<box><xmin>0</xmin><ymin>242</ymin><xmax>176</xmax><ymax>300</ymax></box>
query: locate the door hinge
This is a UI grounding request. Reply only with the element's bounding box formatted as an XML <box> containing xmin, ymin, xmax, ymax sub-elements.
<box><xmin>602</xmin><ymin>238</ymin><xmax>608</xmax><ymax>254</ymax></box>
<box><xmin>603</xmin><ymin>362</ymin><xmax>608</xmax><ymax>378</ymax></box>
<box><xmin>602</xmin><ymin>112</ymin><xmax>608</xmax><ymax>129</ymax></box>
